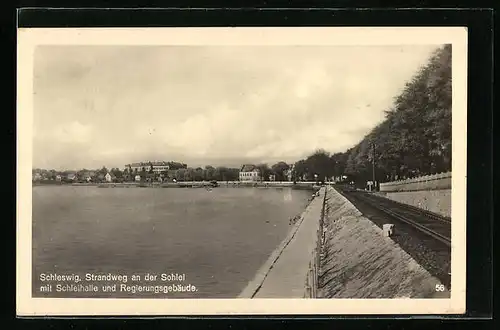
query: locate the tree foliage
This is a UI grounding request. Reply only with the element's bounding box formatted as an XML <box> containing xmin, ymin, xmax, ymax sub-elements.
<box><xmin>323</xmin><ymin>45</ymin><xmax>452</xmax><ymax>186</ymax></box>
<box><xmin>281</xmin><ymin>45</ymin><xmax>453</xmax><ymax>186</ymax></box>
<box><xmin>271</xmin><ymin>161</ymin><xmax>290</xmax><ymax>181</ymax></box>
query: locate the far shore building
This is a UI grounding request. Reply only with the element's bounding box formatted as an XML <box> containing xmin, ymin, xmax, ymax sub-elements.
<box><xmin>125</xmin><ymin>161</ymin><xmax>170</xmax><ymax>174</ymax></box>
<box><xmin>33</xmin><ymin>173</ymin><xmax>42</xmax><ymax>181</ymax></box>
<box><xmin>239</xmin><ymin>164</ymin><xmax>261</xmax><ymax>182</ymax></box>
<box><xmin>55</xmin><ymin>175</ymin><xmax>62</xmax><ymax>181</ymax></box>
<box><xmin>105</xmin><ymin>172</ymin><xmax>112</xmax><ymax>183</ymax></box>
<box><xmin>135</xmin><ymin>175</ymin><xmax>141</xmax><ymax>182</ymax></box>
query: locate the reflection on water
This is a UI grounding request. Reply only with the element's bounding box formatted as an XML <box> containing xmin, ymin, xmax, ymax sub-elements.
<box><xmin>32</xmin><ymin>186</ymin><xmax>311</xmax><ymax>298</ymax></box>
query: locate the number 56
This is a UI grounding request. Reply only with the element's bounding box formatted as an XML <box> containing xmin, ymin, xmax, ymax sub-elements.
<box><xmin>435</xmin><ymin>284</ymin><xmax>445</xmax><ymax>291</ymax></box>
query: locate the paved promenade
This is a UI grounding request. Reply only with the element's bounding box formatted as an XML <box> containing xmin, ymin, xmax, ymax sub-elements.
<box><xmin>239</xmin><ymin>187</ymin><xmax>325</xmax><ymax>298</ymax></box>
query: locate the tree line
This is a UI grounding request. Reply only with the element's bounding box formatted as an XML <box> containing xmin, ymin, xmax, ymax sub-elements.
<box><xmin>345</xmin><ymin>44</ymin><xmax>452</xmax><ymax>183</ymax></box>
<box><xmin>109</xmin><ymin>161</ymin><xmax>293</xmax><ymax>182</ymax></box>
<box><xmin>33</xmin><ymin>163</ymin><xmax>291</xmax><ymax>183</ymax></box>
<box><xmin>288</xmin><ymin>45</ymin><xmax>452</xmax><ymax>186</ymax></box>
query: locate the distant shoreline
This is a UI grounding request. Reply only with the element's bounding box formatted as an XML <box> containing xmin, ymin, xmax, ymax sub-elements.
<box><xmin>32</xmin><ymin>181</ymin><xmax>321</xmax><ymax>190</ymax></box>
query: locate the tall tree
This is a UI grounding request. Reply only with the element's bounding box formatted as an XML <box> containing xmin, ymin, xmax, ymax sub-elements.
<box><xmin>340</xmin><ymin>45</ymin><xmax>451</xmax><ymax>184</ymax></box>
<box><xmin>194</xmin><ymin>167</ymin><xmax>204</xmax><ymax>181</ymax></box>
<box><xmin>256</xmin><ymin>164</ymin><xmax>271</xmax><ymax>182</ymax></box>
<box><xmin>304</xmin><ymin>149</ymin><xmax>333</xmax><ymax>182</ymax></box>
<box><xmin>204</xmin><ymin>165</ymin><xmax>215</xmax><ymax>181</ymax></box>
<box><xmin>176</xmin><ymin>168</ymin><xmax>186</xmax><ymax>181</ymax></box>
<box><xmin>111</xmin><ymin>168</ymin><xmax>123</xmax><ymax>178</ymax></box>
<box><xmin>293</xmin><ymin>160</ymin><xmax>308</xmax><ymax>181</ymax></box>
<box><xmin>271</xmin><ymin>161</ymin><xmax>290</xmax><ymax>181</ymax></box>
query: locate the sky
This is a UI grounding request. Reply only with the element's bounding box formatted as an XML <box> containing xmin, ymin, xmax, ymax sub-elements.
<box><xmin>33</xmin><ymin>45</ymin><xmax>440</xmax><ymax>170</ymax></box>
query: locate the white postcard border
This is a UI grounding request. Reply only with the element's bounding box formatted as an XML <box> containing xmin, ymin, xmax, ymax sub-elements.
<box><xmin>17</xmin><ymin>27</ymin><xmax>468</xmax><ymax>316</ymax></box>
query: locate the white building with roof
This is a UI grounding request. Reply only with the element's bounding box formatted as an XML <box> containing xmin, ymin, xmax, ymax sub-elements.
<box><xmin>125</xmin><ymin>161</ymin><xmax>170</xmax><ymax>174</ymax></box>
<box><xmin>239</xmin><ymin>164</ymin><xmax>261</xmax><ymax>182</ymax></box>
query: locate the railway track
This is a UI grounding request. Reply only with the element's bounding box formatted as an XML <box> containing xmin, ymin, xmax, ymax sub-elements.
<box><xmin>340</xmin><ymin>188</ymin><xmax>451</xmax><ymax>247</ymax></box>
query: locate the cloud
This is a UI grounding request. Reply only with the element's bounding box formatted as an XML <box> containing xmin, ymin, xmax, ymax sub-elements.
<box><xmin>51</xmin><ymin>121</ymin><xmax>93</xmax><ymax>144</ymax></box>
<box><xmin>33</xmin><ymin>45</ymin><xmax>440</xmax><ymax>170</ymax></box>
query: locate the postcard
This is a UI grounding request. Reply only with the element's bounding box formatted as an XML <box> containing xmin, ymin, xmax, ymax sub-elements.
<box><xmin>17</xmin><ymin>26</ymin><xmax>467</xmax><ymax>315</ymax></box>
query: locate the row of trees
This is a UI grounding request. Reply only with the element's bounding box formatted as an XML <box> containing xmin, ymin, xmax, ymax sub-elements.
<box><xmin>343</xmin><ymin>44</ymin><xmax>452</xmax><ymax>184</ymax></box>
<box><xmin>120</xmin><ymin>163</ymin><xmax>293</xmax><ymax>182</ymax></box>
<box><xmin>34</xmin><ymin>161</ymin><xmax>294</xmax><ymax>183</ymax></box>
<box><xmin>290</xmin><ymin>150</ymin><xmax>347</xmax><ymax>183</ymax></box>
<box><xmin>287</xmin><ymin>45</ymin><xmax>452</xmax><ymax>186</ymax></box>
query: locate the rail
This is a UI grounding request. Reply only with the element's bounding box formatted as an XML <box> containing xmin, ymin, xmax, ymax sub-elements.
<box><xmin>304</xmin><ymin>187</ymin><xmax>327</xmax><ymax>298</ymax></box>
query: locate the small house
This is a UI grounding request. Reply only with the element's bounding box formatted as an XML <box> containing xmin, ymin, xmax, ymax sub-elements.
<box><xmin>135</xmin><ymin>175</ymin><xmax>141</xmax><ymax>182</ymax></box>
<box><xmin>239</xmin><ymin>164</ymin><xmax>261</xmax><ymax>182</ymax></box>
<box><xmin>55</xmin><ymin>175</ymin><xmax>62</xmax><ymax>181</ymax></box>
<box><xmin>105</xmin><ymin>172</ymin><xmax>112</xmax><ymax>183</ymax></box>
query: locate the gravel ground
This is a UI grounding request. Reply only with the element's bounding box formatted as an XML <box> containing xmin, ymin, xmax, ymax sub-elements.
<box><xmin>319</xmin><ymin>188</ymin><xmax>449</xmax><ymax>298</ymax></box>
<box><xmin>337</xmin><ymin>189</ymin><xmax>451</xmax><ymax>291</ymax></box>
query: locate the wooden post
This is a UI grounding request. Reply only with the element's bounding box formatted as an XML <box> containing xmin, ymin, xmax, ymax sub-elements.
<box><xmin>383</xmin><ymin>224</ymin><xmax>395</xmax><ymax>237</ymax></box>
<box><xmin>309</xmin><ymin>268</ymin><xmax>315</xmax><ymax>298</ymax></box>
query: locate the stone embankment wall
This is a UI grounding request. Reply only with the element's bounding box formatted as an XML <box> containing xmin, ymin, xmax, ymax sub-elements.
<box><xmin>378</xmin><ymin>172</ymin><xmax>451</xmax><ymax>218</ymax></box>
<box><xmin>319</xmin><ymin>186</ymin><xmax>449</xmax><ymax>298</ymax></box>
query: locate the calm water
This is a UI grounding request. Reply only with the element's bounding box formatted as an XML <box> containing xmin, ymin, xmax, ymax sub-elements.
<box><xmin>32</xmin><ymin>186</ymin><xmax>311</xmax><ymax>298</ymax></box>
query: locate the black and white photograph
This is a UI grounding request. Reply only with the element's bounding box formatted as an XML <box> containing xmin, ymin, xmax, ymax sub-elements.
<box><xmin>17</xmin><ymin>27</ymin><xmax>467</xmax><ymax>315</ymax></box>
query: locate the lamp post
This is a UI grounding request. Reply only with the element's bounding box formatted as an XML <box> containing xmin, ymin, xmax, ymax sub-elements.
<box><xmin>371</xmin><ymin>142</ymin><xmax>376</xmax><ymax>191</ymax></box>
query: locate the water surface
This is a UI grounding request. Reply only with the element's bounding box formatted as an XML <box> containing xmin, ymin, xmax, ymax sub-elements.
<box><xmin>32</xmin><ymin>186</ymin><xmax>311</xmax><ymax>298</ymax></box>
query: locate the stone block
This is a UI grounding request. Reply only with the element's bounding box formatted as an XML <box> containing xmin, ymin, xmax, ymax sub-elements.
<box><xmin>383</xmin><ymin>224</ymin><xmax>395</xmax><ymax>237</ymax></box>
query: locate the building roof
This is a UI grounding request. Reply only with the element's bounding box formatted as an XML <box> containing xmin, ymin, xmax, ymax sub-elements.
<box><xmin>127</xmin><ymin>161</ymin><xmax>170</xmax><ymax>167</ymax></box>
<box><xmin>151</xmin><ymin>161</ymin><xmax>169</xmax><ymax>166</ymax></box>
<box><xmin>240</xmin><ymin>164</ymin><xmax>259</xmax><ymax>172</ymax></box>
